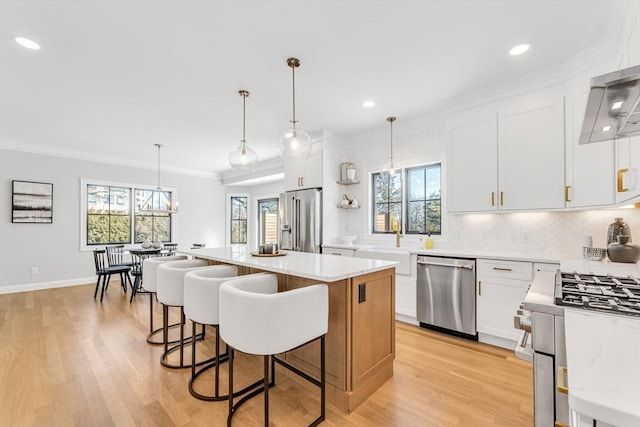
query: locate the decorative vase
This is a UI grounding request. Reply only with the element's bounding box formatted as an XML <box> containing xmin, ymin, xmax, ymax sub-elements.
<box><xmin>152</xmin><ymin>238</ymin><xmax>163</xmax><ymax>249</ymax></box>
<box><xmin>607</xmin><ymin>217</ymin><xmax>631</xmax><ymax>246</ymax></box>
<box><xmin>607</xmin><ymin>235</ymin><xmax>640</xmax><ymax>263</ymax></box>
<box><xmin>141</xmin><ymin>238</ymin><xmax>152</xmax><ymax>249</ymax></box>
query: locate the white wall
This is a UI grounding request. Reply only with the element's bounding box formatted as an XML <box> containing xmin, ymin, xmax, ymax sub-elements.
<box><xmin>0</xmin><ymin>149</ymin><xmax>225</xmax><ymax>292</ymax></box>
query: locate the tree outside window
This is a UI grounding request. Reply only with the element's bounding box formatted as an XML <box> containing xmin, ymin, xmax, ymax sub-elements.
<box><xmin>230</xmin><ymin>196</ymin><xmax>248</xmax><ymax>244</ymax></box>
<box><xmin>87</xmin><ymin>185</ymin><xmax>131</xmax><ymax>244</ymax></box>
<box><xmin>372</xmin><ymin>172</ymin><xmax>402</xmax><ymax>233</ymax></box>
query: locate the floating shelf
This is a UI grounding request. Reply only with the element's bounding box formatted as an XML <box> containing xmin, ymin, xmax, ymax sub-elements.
<box><xmin>336</xmin><ymin>179</ymin><xmax>360</xmax><ymax>185</ymax></box>
<box><xmin>337</xmin><ymin>204</ymin><xmax>360</xmax><ymax>209</ymax></box>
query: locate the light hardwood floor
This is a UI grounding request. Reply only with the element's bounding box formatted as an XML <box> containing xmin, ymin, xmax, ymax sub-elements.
<box><xmin>0</xmin><ymin>282</ymin><xmax>533</xmax><ymax>426</ymax></box>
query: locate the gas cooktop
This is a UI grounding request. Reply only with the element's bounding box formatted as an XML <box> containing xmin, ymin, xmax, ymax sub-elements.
<box><xmin>555</xmin><ymin>271</ymin><xmax>640</xmax><ymax>317</ymax></box>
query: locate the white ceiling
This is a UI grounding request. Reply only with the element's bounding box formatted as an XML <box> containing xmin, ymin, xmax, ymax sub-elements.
<box><xmin>0</xmin><ymin>0</ymin><xmax>622</xmax><ymax>178</ymax></box>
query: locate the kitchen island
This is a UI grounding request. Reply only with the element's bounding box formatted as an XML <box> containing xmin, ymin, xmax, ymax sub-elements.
<box><xmin>178</xmin><ymin>247</ymin><xmax>397</xmax><ymax>413</ymax></box>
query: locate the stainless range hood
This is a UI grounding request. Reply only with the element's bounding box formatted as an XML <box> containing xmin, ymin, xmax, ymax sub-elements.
<box><xmin>579</xmin><ymin>64</ymin><xmax>640</xmax><ymax>144</ymax></box>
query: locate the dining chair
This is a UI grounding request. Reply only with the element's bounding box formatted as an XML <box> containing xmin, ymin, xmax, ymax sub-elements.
<box><xmin>129</xmin><ymin>249</ymin><xmax>161</xmax><ymax>303</ymax></box>
<box><xmin>92</xmin><ymin>249</ymin><xmax>133</xmax><ymax>302</ymax></box>
<box><xmin>106</xmin><ymin>244</ymin><xmax>133</xmax><ymax>268</ymax></box>
<box><xmin>163</xmin><ymin>243</ymin><xmax>178</xmax><ymax>255</ymax></box>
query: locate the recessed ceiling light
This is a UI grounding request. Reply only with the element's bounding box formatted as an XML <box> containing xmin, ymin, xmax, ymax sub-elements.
<box><xmin>602</xmin><ymin>125</ymin><xmax>612</xmax><ymax>132</ymax></box>
<box><xmin>509</xmin><ymin>44</ymin><xmax>530</xmax><ymax>56</ymax></box>
<box><xmin>611</xmin><ymin>101</ymin><xmax>624</xmax><ymax>110</ymax></box>
<box><xmin>13</xmin><ymin>36</ymin><xmax>40</xmax><ymax>50</ymax></box>
<box><xmin>362</xmin><ymin>100</ymin><xmax>375</xmax><ymax>108</ymax></box>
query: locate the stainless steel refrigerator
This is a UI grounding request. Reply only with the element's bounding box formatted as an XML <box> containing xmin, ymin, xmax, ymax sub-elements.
<box><xmin>279</xmin><ymin>188</ymin><xmax>322</xmax><ymax>253</ymax></box>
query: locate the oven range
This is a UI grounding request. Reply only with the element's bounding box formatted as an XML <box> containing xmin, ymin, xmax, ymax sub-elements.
<box><xmin>516</xmin><ymin>269</ymin><xmax>640</xmax><ymax>427</ymax></box>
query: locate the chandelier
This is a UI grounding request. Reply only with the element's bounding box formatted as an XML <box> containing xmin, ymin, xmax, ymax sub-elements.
<box><xmin>137</xmin><ymin>144</ymin><xmax>179</xmax><ymax>215</ymax></box>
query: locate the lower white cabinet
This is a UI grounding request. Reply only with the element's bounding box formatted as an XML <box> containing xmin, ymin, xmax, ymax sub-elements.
<box><xmin>395</xmin><ymin>273</ymin><xmax>416</xmax><ymax>319</ymax></box>
<box><xmin>324</xmin><ymin>247</ymin><xmax>355</xmax><ymax>257</ymax></box>
<box><xmin>476</xmin><ymin>259</ymin><xmax>533</xmax><ymax>347</ymax></box>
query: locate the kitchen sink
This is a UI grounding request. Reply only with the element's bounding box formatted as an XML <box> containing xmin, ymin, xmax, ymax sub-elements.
<box><xmin>355</xmin><ymin>247</ymin><xmax>412</xmax><ymax>275</ymax></box>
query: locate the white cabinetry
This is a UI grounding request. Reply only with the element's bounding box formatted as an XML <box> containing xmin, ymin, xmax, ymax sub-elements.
<box><xmin>447</xmin><ymin>91</ymin><xmax>565</xmax><ymax>213</ymax></box>
<box><xmin>476</xmin><ymin>259</ymin><xmax>533</xmax><ymax>349</ymax></box>
<box><xmin>498</xmin><ymin>92</ymin><xmax>565</xmax><ymax>210</ymax></box>
<box><xmin>565</xmin><ymin>89</ymin><xmax>615</xmax><ymax>208</ymax></box>
<box><xmin>615</xmin><ymin>137</ymin><xmax>640</xmax><ymax>203</ymax></box>
<box><xmin>448</xmin><ymin>111</ymin><xmax>498</xmax><ymax>212</ymax></box>
<box><xmin>284</xmin><ymin>148</ymin><xmax>323</xmax><ymax>191</ymax></box>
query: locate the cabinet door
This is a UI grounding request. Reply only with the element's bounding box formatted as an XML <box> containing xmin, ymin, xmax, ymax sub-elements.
<box><xmin>302</xmin><ymin>149</ymin><xmax>323</xmax><ymax>189</ymax></box>
<box><xmin>565</xmin><ymin>90</ymin><xmax>615</xmax><ymax>207</ymax></box>
<box><xmin>284</xmin><ymin>157</ymin><xmax>305</xmax><ymax>191</ymax></box>
<box><xmin>476</xmin><ymin>276</ymin><xmax>529</xmax><ymax>342</ymax></box>
<box><xmin>325</xmin><ymin>248</ymin><xmax>355</xmax><ymax>257</ymax></box>
<box><xmin>615</xmin><ymin>136</ymin><xmax>640</xmax><ymax>203</ymax></box>
<box><xmin>447</xmin><ymin>111</ymin><xmax>498</xmax><ymax>212</ymax></box>
<box><xmin>498</xmin><ymin>93</ymin><xmax>565</xmax><ymax>210</ymax></box>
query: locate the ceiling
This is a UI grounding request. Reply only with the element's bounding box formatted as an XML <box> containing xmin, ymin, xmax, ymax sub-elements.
<box><xmin>0</xmin><ymin>0</ymin><xmax>622</xmax><ymax>178</ymax></box>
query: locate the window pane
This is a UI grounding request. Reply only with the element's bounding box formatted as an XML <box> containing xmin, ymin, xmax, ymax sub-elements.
<box><xmin>153</xmin><ymin>216</ymin><xmax>171</xmax><ymax>242</ymax></box>
<box><xmin>408</xmin><ymin>201</ymin><xmax>426</xmax><ymax>233</ymax></box>
<box><xmin>389</xmin><ymin>174</ymin><xmax>402</xmax><ymax>202</ymax></box>
<box><xmin>426</xmin><ymin>200</ymin><xmax>442</xmax><ymax>233</ymax></box>
<box><xmin>258</xmin><ymin>198</ymin><xmax>278</xmax><ymax>245</ymax></box>
<box><xmin>88</xmin><ymin>185</ymin><xmax>108</xmax><ymax>214</ymax></box>
<box><xmin>425</xmin><ymin>167</ymin><xmax>441</xmax><ymax>200</ymax></box>
<box><xmin>109</xmin><ymin>187</ymin><xmax>130</xmax><ymax>214</ymax></box>
<box><xmin>374</xmin><ymin>173</ymin><xmax>388</xmax><ymax>203</ymax></box>
<box><xmin>409</xmin><ymin>169</ymin><xmax>425</xmax><ymax>201</ymax></box>
<box><xmin>231</xmin><ymin>219</ymin><xmax>247</xmax><ymax>244</ymax></box>
<box><xmin>87</xmin><ymin>214</ymin><xmax>109</xmax><ymax>244</ymax></box>
<box><xmin>135</xmin><ymin>216</ymin><xmax>153</xmax><ymax>242</ymax></box>
<box><xmin>110</xmin><ymin>215</ymin><xmax>131</xmax><ymax>243</ymax></box>
<box><xmin>389</xmin><ymin>202</ymin><xmax>402</xmax><ymax>230</ymax></box>
<box><xmin>231</xmin><ymin>197</ymin><xmax>247</xmax><ymax>220</ymax></box>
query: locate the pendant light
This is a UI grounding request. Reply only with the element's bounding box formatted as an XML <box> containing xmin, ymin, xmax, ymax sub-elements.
<box><xmin>384</xmin><ymin>116</ymin><xmax>398</xmax><ymax>176</ymax></box>
<box><xmin>229</xmin><ymin>90</ymin><xmax>258</xmax><ymax>172</ymax></box>
<box><xmin>278</xmin><ymin>57</ymin><xmax>312</xmax><ymax>160</ymax></box>
<box><xmin>138</xmin><ymin>144</ymin><xmax>179</xmax><ymax>214</ymax></box>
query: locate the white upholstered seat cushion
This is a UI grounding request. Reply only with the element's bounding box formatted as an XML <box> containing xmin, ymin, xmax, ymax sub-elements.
<box><xmin>156</xmin><ymin>259</ymin><xmax>209</xmax><ymax>306</ymax></box>
<box><xmin>219</xmin><ymin>274</ymin><xmax>328</xmax><ymax>356</ymax></box>
<box><xmin>141</xmin><ymin>255</ymin><xmax>188</xmax><ymax>292</ymax></box>
<box><xmin>183</xmin><ymin>265</ymin><xmax>239</xmax><ymax>325</ymax></box>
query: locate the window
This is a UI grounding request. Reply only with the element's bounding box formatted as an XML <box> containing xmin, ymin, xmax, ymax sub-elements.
<box><xmin>371</xmin><ymin>163</ymin><xmax>442</xmax><ymax>235</ymax></box>
<box><xmin>83</xmin><ymin>179</ymin><xmax>174</xmax><ymax>247</ymax></box>
<box><xmin>257</xmin><ymin>198</ymin><xmax>279</xmax><ymax>245</ymax></box>
<box><xmin>372</xmin><ymin>172</ymin><xmax>402</xmax><ymax>233</ymax></box>
<box><xmin>230</xmin><ymin>196</ymin><xmax>248</xmax><ymax>244</ymax></box>
<box><xmin>406</xmin><ymin>164</ymin><xmax>441</xmax><ymax>234</ymax></box>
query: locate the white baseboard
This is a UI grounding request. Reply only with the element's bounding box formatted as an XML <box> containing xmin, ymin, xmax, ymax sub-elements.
<box><xmin>478</xmin><ymin>332</ymin><xmax>517</xmax><ymax>350</ymax></box>
<box><xmin>0</xmin><ymin>277</ymin><xmax>96</xmax><ymax>295</ymax></box>
<box><xmin>395</xmin><ymin>313</ymin><xmax>419</xmax><ymax>325</ymax></box>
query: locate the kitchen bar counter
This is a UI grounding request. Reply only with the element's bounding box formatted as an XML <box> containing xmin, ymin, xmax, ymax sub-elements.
<box><xmin>178</xmin><ymin>246</ymin><xmax>397</xmax><ymax>413</ymax></box>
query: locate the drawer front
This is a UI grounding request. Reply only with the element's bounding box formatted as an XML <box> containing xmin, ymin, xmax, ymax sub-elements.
<box><xmin>326</xmin><ymin>248</ymin><xmax>355</xmax><ymax>257</ymax></box>
<box><xmin>477</xmin><ymin>259</ymin><xmax>533</xmax><ymax>281</ymax></box>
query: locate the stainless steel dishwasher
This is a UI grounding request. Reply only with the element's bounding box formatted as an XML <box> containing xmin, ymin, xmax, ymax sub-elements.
<box><xmin>416</xmin><ymin>255</ymin><xmax>477</xmax><ymax>339</ymax></box>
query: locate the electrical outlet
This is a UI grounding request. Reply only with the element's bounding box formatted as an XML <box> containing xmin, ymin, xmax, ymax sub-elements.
<box><xmin>31</xmin><ymin>267</ymin><xmax>39</xmax><ymax>275</ymax></box>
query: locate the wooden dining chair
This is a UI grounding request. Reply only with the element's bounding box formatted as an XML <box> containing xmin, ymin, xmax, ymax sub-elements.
<box><xmin>93</xmin><ymin>249</ymin><xmax>133</xmax><ymax>302</ymax></box>
<box><xmin>163</xmin><ymin>243</ymin><xmax>178</xmax><ymax>256</ymax></box>
<box><xmin>129</xmin><ymin>250</ymin><xmax>161</xmax><ymax>303</ymax></box>
<box><xmin>106</xmin><ymin>244</ymin><xmax>133</xmax><ymax>268</ymax></box>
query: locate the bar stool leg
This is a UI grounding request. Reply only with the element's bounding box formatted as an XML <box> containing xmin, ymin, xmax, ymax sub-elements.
<box><xmin>264</xmin><ymin>355</ymin><xmax>270</xmax><ymax>425</ymax></box>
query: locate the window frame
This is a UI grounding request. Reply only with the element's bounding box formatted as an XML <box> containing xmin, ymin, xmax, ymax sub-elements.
<box><xmin>256</xmin><ymin>196</ymin><xmax>280</xmax><ymax>246</ymax></box>
<box><xmin>80</xmin><ymin>178</ymin><xmax>177</xmax><ymax>251</ymax></box>
<box><xmin>227</xmin><ymin>193</ymin><xmax>249</xmax><ymax>246</ymax></box>
<box><xmin>370</xmin><ymin>162</ymin><xmax>442</xmax><ymax>236</ymax></box>
<box><xmin>370</xmin><ymin>171</ymin><xmax>403</xmax><ymax>235</ymax></box>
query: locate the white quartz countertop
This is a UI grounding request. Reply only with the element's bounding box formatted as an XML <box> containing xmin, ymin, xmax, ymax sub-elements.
<box><xmin>322</xmin><ymin>243</ymin><xmax>560</xmax><ymax>264</ymax></box>
<box><xmin>564</xmin><ymin>309</ymin><xmax>640</xmax><ymax>427</ymax></box>
<box><xmin>560</xmin><ymin>258</ymin><xmax>640</xmax><ymax>276</ymax></box>
<box><xmin>177</xmin><ymin>247</ymin><xmax>397</xmax><ymax>282</ymax></box>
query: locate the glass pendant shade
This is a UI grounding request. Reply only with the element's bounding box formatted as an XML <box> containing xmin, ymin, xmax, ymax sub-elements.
<box><xmin>229</xmin><ymin>90</ymin><xmax>258</xmax><ymax>173</ymax></box>
<box><xmin>228</xmin><ymin>142</ymin><xmax>258</xmax><ymax>173</ymax></box>
<box><xmin>279</xmin><ymin>57</ymin><xmax>312</xmax><ymax>160</ymax></box>
<box><xmin>279</xmin><ymin>127</ymin><xmax>312</xmax><ymax>160</ymax></box>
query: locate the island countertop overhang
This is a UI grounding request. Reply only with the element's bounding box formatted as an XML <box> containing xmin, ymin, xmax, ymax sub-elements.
<box><xmin>177</xmin><ymin>247</ymin><xmax>398</xmax><ymax>282</ymax></box>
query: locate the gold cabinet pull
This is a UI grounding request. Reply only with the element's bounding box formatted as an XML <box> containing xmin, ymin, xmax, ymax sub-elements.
<box><xmin>331</xmin><ymin>252</ymin><xmax>342</xmax><ymax>256</ymax></box>
<box><xmin>491</xmin><ymin>192</ymin><xmax>495</xmax><ymax>206</ymax></box>
<box><xmin>493</xmin><ymin>267</ymin><xmax>512</xmax><ymax>272</ymax></box>
<box><xmin>565</xmin><ymin>185</ymin><xmax>571</xmax><ymax>202</ymax></box>
<box><xmin>557</xmin><ymin>366</ymin><xmax>568</xmax><ymax>395</ymax></box>
<box><xmin>617</xmin><ymin>168</ymin><xmax>629</xmax><ymax>192</ymax></box>
<box><xmin>478</xmin><ymin>281</ymin><xmax>482</xmax><ymax>296</ymax></box>
<box><xmin>500</xmin><ymin>191</ymin><xmax>504</xmax><ymax>206</ymax></box>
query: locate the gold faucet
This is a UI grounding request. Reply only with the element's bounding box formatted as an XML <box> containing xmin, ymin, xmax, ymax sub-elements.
<box><xmin>395</xmin><ymin>229</ymin><xmax>403</xmax><ymax>247</ymax></box>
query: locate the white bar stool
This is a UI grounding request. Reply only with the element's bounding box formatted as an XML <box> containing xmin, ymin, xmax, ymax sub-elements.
<box><xmin>184</xmin><ymin>269</ymin><xmax>267</xmax><ymax>401</ymax></box>
<box><xmin>142</xmin><ymin>255</ymin><xmax>188</xmax><ymax>345</ymax></box>
<box><xmin>156</xmin><ymin>259</ymin><xmax>209</xmax><ymax>369</ymax></box>
<box><xmin>219</xmin><ymin>274</ymin><xmax>328</xmax><ymax>426</ymax></box>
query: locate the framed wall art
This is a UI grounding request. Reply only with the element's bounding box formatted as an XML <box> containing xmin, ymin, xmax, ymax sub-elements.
<box><xmin>12</xmin><ymin>180</ymin><xmax>53</xmax><ymax>223</ymax></box>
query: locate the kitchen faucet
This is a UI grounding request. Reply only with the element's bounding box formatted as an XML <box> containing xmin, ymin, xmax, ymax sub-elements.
<box><xmin>395</xmin><ymin>229</ymin><xmax>403</xmax><ymax>247</ymax></box>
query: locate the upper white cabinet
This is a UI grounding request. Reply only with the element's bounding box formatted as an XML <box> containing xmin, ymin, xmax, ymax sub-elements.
<box><xmin>615</xmin><ymin>136</ymin><xmax>640</xmax><ymax>203</ymax></box>
<box><xmin>564</xmin><ymin>89</ymin><xmax>615</xmax><ymax>208</ymax></box>
<box><xmin>448</xmin><ymin>111</ymin><xmax>498</xmax><ymax>212</ymax></box>
<box><xmin>448</xmin><ymin>90</ymin><xmax>565</xmax><ymax>213</ymax></box>
<box><xmin>284</xmin><ymin>145</ymin><xmax>323</xmax><ymax>191</ymax></box>
<box><xmin>498</xmin><ymin>91</ymin><xmax>565</xmax><ymax>210</ymax></box>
